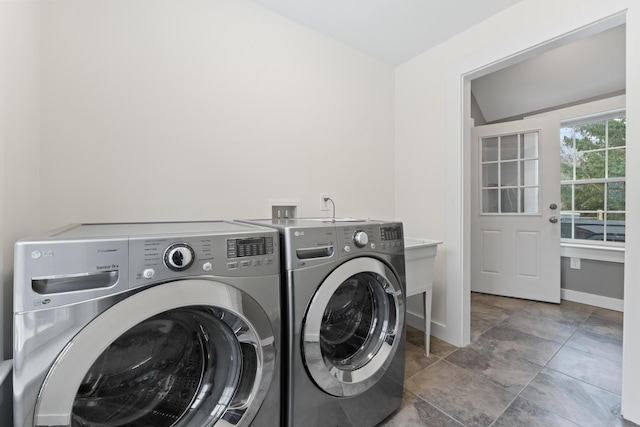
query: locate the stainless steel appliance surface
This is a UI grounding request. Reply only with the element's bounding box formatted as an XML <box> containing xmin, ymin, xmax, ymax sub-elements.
<box><xmin>238</xmin><ymin>218</ymin><xmax>406</xmax><ymax>427</ymax></box>
<box><xmin>13</xmin><ymin>221</ymin><xmax>281</xmax><ymax>427</ymax></box>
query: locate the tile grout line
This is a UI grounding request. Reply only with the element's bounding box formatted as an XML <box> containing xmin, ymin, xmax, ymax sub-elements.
<box><xmin>485</xmin><ymin>300</ymin><xmax>543</xmax><ymax>427</ymax></box>
<box><xmin>485</xmin><ymin>298</ymin><xmax>592</xmax><ymax>427</ymax></box>
<box><xmin>414</xmin><ymin>296</ymin><xmax>620</xmax><ymax>427</ymax></box>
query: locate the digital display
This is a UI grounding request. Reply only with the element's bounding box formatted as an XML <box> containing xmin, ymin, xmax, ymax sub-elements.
<box><xmin>227</xmin><ymin>237</ymin><xmax>274</xmax><ymax>258</ymax></box>
<box><xmin>380</xmin><ymin>226</ymin><xmax>403</xmax><ymax>241</ymax></box>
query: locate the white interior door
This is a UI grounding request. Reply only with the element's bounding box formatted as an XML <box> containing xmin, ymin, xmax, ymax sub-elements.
<box><xmin>471</xmin><ymin>115</ymin><xmax>561</xmax><ymax>303</ymax></box>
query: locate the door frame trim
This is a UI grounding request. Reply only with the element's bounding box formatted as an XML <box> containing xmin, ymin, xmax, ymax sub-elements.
<box><xmin>442</xmin><ymin>3</ymin><xmax>628</xmax><ymax>348</ymax></box>
<box><xmin>440</xmin><ymin>1</ymin><xmax>640</xmax><ymax>422</ymax></box>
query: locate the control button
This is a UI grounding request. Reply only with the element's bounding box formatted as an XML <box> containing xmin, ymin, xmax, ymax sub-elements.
<box><xmin>164</xmin><ymin>243</ymin><xmax>195</xmax><ymax>271</ymax></box>
<box><xmin>265</xmin><ymin>258</ymin><xmax>274</xmax><ymax>265</ymax></box>
<box><xmin>227</xmin><ymin>262</ymin><xmax>238</xmax><ymax>270</ymax></box>
<box><xmin>370</xmin><ymin>243</ymin><xmax>376</xmax><ymax>249</ymax></box>
<box><xmin>240</xmin><ymin>260</ymin><xmax>251</xmax><ymax>268</ymax></box>
<box><xmin>202</xmin><ymin>262</ymin><xmax>212</xmax><ymax>272</ymax></box>
<box><xmin>353</xmin><ymin>230</ymin><xmax>369</xmax><ymax>248</ymax></box>
<box><xmin>254</xmin><ymin>259</ymin><xmax>263</xmax><ymax>266</ymax></box>
<box><xmin>344</xmin><ymin>246</ymin><xmax>351</xmax><ymax>253</ymax></box>
<box><xmin>142</xmin><ymin>268</ymin><xmax>155</xmax><ymax>279</ymax></box>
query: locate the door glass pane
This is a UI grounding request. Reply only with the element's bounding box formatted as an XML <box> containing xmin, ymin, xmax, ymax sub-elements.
<box><xmin>501</xmin><ymin>161</ymin><xmax>518</xmax><ymax>186</ymax></box>
<box><xmin>320</xmin><ymin>272</ymin><xmax>389</xmax><ymax>371</ymax></box>
<box><xmin>482</xmin><ymin>137</ymin><xmax>499</xmax><ymax>162</ymax></box>
<box><xmin>480</xmin><ymin>130</ymin><xmax>540</xmax><ymax>216</ymax></box>
<box><xmin>521</xmin><ymin>188</ymin><xmax>538</xmax><ymax>213</ymax></box>
<box><xmin>501</xmin><ymin>134</ymin><xmax>518</xmax><ymax>160</ymax></box>
<box><xmin>521</xmin><ymin>160</ymin><xmax>538</xmax><ymax>186</ymax></box>
<box><xmin>73</xmin><ymin>308</ymin><xmax>242</xmax><ymax>427</ymax></box>
<box><xmin>483</xmin><ymin>189</ymin><xmax>499</xmax><ymax>213</ymax></box>
<box><xmin>482</xmin><ymin>163</ymin><xmax>499</xmax><ymax>187</ymax></box>
<box><xmin>575</xmin><ymin>151</ymin><xmax>605</xmax><ymax>180</ymax></box>
<box><xmin>521</xmin><ymin>132</ymin><xmax>538</xmax><ymax>158</ymax></box>
<box><xmin>501</xmin><ymin>188</ymin><xmax>518</xmax><ymax>213</ymax></box>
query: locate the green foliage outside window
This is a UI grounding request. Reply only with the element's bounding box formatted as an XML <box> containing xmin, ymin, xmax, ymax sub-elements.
<box><xmin>560</xmin><ymin>116</ymin><xmax>625</xmax><ymax>242</ymax></box>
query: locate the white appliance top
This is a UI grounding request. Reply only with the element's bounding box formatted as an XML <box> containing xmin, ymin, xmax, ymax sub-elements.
<box><xmin>45</xmin><ymin>221</ymin><xmax>263</xmax><ymax>239</ymax></box>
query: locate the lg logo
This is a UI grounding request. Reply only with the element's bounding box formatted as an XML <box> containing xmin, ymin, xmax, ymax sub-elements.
<box><xmin>31</xmin><ymin>250</ymin><xmax>54</xmax><ymax>259</ymax></box>
<box><xmin>294</xmin><ymin>231</ymin><xmax>305</xmax><ymax>237</ymax></box>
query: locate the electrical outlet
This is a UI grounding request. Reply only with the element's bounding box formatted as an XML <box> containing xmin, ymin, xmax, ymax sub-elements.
<box><xmin>570</xmin><ymin>257</ymin><xmax>581</xmax><ymax>269</ymax></box>
<box><xmin>320</xmin><ymin>194</ymin><xmax>330</xmax><ymax>211</ymax></box>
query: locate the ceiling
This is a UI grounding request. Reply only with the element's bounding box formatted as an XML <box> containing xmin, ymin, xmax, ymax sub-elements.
<box><xmin>472</xmin><ymin>24</ymin><xmax>626</xmax><ymax>123</ymax></box>
<box><xmin>251</xmin><ymin>0</ymin><xmax>524</xmax><ymax>66</ymax></box>
<box><xmin>250</xmin><ymin>1</ymin><xmax>626</xmax><ymax>122</ymax></box>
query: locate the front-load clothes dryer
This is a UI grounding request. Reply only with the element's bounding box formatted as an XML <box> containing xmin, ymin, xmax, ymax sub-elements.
<box><xmin>13</xmin><ymin>221</ymin><xmax>281</xmax><ymax>427</ymax></box>
<box><xmin>238</xmin><ymin>218</ymin><xmax>406</xmax><ymax>427</ymax></box>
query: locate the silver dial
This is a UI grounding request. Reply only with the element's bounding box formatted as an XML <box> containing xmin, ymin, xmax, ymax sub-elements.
<box><xmin>164</xmin><ymin>243</ymin><xmax>195</xmax><ymax>271</ymax></box>
<box><xmin>353</xmin><ymin>230</ymin><xmax>369</xmax><ymax>248</ymax></box>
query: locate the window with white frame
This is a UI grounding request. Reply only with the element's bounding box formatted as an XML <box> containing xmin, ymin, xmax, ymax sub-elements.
<box><xmin>560</xmin><ymin>111</ymin><xmax>626</xmax><ymax>243</ymax></box>
<box><xmin>480</xmin><ymin>131</ymin><xmax>540</xmax><ymax>214</ymax></box>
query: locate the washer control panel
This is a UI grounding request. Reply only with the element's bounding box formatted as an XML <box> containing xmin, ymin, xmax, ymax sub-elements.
<box><xmin>129</xmin><ymin>232</ymin><xmax>278</xmax><ymax>287</ymax></box>
<box><xmin>379</xmin><ymin>225</ymin><xmax>404</xmax><ymax>249</ymax></box>
<box><xmin>337</xmin><ymin>222</ymin><xmax>404</xmax><ymax>256</ymax></box>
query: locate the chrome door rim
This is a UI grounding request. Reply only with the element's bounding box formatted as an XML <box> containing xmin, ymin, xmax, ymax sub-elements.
<box><xmin>34</xmin><ymin>279</ymin><xmax>276</xmax><ymax>427</ymax></box>
<box><xmin>302</xmin><ymin>257</ymin><xmax>404</xmax><ymax>397</ymax></box>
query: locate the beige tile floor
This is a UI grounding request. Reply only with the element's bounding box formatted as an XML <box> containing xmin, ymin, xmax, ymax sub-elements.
<box><xmin>380</xmin><ymin>292</ymin><xmax>637</xmax><ymax>427</ymax></box>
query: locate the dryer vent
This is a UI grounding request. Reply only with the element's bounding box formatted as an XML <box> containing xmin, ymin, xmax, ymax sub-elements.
<box><xmin>272</xmin><ymin>205</ymin><xmax>297</xmax><ymax>219</ymax></box>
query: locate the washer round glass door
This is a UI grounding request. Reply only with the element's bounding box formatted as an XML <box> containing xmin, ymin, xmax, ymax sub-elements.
<box><xmin>302</xmin><ymin>257</ymin><xmax>404</xmax><ymax>397</ymax></box>
<box><xmin>34</xmin><ymin>279</ymin><xmax>276</xmax><ymax>427</ymax></box>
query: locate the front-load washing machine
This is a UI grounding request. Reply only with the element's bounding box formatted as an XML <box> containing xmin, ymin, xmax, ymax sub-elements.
<box><xmin>239</xmin><ymin>218</ymin><xmax>406</xmax><ymax>427</ymax></box>
<box><xmin>13</xmin><ymin>221</ymin><xmax>281</xmax><ymax>427</ymax></box>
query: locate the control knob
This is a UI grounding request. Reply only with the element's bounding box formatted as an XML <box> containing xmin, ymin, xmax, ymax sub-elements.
<box><xmin>353</xmin><ymin>230</ymin><xmax>369</xmax><ymax>248</ymax></box>
<box><xmin>164</xmin><ymin>243</ymin><xmax>195</xmax><ymax>271</ymax></box>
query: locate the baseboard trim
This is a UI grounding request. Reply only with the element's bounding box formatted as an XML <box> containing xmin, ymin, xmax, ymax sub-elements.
<box><xmin>406</xmin><ymin>309</ymin><xmax>425</xmax><ymax>331</ymax></box>
<box><xmin>561</xmin><ymin>288</ymin><xmax>623</xmax><ymax>312</ymax></box>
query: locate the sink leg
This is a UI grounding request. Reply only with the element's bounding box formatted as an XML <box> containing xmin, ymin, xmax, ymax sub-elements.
<box><xmin>424</xmin><ymin>289</ymin><xmax>432</xmax><ymax>356</ymax></box>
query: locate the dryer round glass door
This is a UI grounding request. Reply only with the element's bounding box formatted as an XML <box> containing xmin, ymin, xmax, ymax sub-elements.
<box><xmin>302</xmin><ymin>257</ymin><xmax>404</xmax><ymax>397</ymax></box>
<box><xmin>34</xmin><ymin>280</ymin><xmax>276</xmax><ymax>427</ymax></box>
<box><xmin>72</xmin><ymin>307</ymin><xmax>242</xmax><ymax>426</ymax></box>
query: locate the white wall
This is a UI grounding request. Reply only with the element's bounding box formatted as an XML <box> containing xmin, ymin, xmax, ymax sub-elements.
<box><xmin>1</xmin><ymin>0</ymin><xmax>395</xmax><ymax>360</ymax></box>
<box><xmin>38</xmin><ymin>0</ymin><xmax>395</xmax><ymax>230</ymax></box>
<box><xmin>396</xmin><ymin>0</ymin><xmax>640</xmax><ymax>422</ymax></box>
<box><xmin>396</xmin><ymin>0</ymin><xmax>594</xmax><ymax>344</ymax></box>
<box><xmin>0</xmin><ymin>1</ymin><xmax>42</xmax><ymax>361</ymax></box>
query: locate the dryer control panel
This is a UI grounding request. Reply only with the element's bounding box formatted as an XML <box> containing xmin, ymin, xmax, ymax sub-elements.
<box><xmin>129</xmin><ymin>232</ymin><xmax>278</xmax><ymax>287</ymax></box>
<box><xmin>337</xmin><ymin>222</ymin><xmax>404</xmax><ymax>257</ymax></box>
